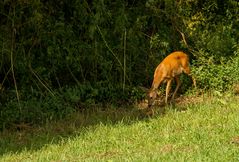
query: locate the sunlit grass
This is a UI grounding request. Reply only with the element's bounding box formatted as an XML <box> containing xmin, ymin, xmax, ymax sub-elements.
<box><xmin>1</xmin><ymin>94</ymin><xmax>239</xmax><ymax>161</ymax></box>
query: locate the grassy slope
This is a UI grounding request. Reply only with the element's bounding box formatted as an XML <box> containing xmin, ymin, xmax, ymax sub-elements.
<box><xmin>0</xmin><ymin>94</ymin><xmax>239</xmax><ymax>162</ymax></box>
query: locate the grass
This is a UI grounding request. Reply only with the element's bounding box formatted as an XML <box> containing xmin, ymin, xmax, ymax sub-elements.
<box><xmin>0</xmin><ymin>93</ymin><xmax>239</xmax><ymax>161</ymax></box>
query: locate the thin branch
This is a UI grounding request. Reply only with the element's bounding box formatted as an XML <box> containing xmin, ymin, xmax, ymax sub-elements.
<box><xmin>27</xmin><ymin>37</ymin><xmax>55</xmax><ymax>96</ymax></box>
<box><xmin>176</xmin><ymin>28</ymin><xmax>188</xmax><ymax>47</ymax></box>
<box><xmin>84</xmin><ymin>0</ymin><xmax>131</xmax><ymax>84</ymax></box>
<box><xmin>96</xmin><ymin>26</ymin><xmax>123</xmax><ymax>70</ymax></box>
<box><xmin>1</xmin><ymin>68</ymin><xmax>11</xmax><ymax>86</ymax></box>
<box><xmin>29</xmin><ymin>66</ymin><xmax>55</xmax><ymax>96</ymax></box>
<box><xmin>10</xmin><ymin>5</ymin><xmax>20</xmax><ymax>103</ymax></box>
<box><xmin>66</xmin><ymin>63</ymin><xmax>80</xmax><ymax>86</ymax></box>
<box><xmin>123</xmin><ymin>28</ymin><xmax>127</xmax><ymax>92</ymax></box>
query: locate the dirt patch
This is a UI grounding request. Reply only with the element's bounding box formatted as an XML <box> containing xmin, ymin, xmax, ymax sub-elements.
<box><xmin>136</xmin><ymin>95</ymin><xmax>203</xmax><ymax>110</ymax></box>
<box><xmin>159</xmin><ymin>144</ymin><xmax>197</xmax><ymax>154</ymax></box>
<box><xmin>175</xmin><ymin>95</ymin><xmax>203</xmax><ymax>106</ymax></box>
<box><xmin>82</xmin><ymin>150</ymin><xmax>122</xmax><ymax>160</ymax></box>
<box><xmin>231</xmin><ymin>136</ymin><xmax>239</xmax><ymax>145</ymax></box>
<box><xmin>160</xmin><ymin>144</ymin><xmax>174</xmax><ymax>153</ymax></box>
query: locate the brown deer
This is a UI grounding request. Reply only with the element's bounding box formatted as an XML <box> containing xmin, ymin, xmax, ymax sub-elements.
<box><xmin>148</xmin><ymin>51</ymin><xmax>196</xmax><ymax>107</ymax></box>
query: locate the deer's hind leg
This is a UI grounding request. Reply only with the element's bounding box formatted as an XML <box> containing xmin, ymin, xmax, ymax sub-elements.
<box><xmin>172</xmin><ymin>76</ymin><xmax>181</xmax><ymax>101</ymax></box>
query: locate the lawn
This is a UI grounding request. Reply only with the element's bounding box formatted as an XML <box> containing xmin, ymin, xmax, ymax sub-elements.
<box><xmin>0</xmin><ymin>93</ymin><xmax>239</xmax><ymax>162</ymax></box>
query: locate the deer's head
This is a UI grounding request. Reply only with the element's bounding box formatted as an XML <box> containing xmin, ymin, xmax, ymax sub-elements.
<box><xmin>147</xmin><ymin>89</ymin><xmax>158</xmax><ymax>108</ymax></box>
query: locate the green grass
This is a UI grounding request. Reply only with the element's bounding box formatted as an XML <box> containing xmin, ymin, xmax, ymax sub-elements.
<box><xmin>0</xmin><ymin>94</ymin><xmax>239</xmax><ymax>162</ymax></box>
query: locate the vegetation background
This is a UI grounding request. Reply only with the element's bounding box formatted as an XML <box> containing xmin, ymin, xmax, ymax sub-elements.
<box><xmin>0</xmin><ymin>0</ymin><xmax>239</xmax><ymax>130</ymax></box>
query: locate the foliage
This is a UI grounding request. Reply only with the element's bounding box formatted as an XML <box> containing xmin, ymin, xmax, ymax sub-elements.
<box><xmin>0</xmin><ymin>92</ymin><xmax>75</xmax><ymax>130</ymax></box>
<box><xmin>0</xmin><ymin>0</ymin><xmax>239</xmax><ymax>129</ymax></box>
<box><xmin>192</xmin><ymin>48</ymin><xmax>239</xmax><ymax>91</ymax></box>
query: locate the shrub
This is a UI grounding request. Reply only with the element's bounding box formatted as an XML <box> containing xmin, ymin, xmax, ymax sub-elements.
<box><xmin>192</xmin><ymin>49</ymin><xmax>239</xmax><ymax>91</ymax></box>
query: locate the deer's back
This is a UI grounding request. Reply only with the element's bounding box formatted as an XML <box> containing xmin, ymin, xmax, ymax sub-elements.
<box><xmin>154</xmin><ymin>51</ymin><xmax>189</xmax><ymax>79</ymax></box>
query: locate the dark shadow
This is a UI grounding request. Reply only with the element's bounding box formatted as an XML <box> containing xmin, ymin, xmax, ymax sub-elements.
<box><xmin>0</xmin><ymin>105</ymin><xmax>161</xmax><ymax>156</ymax></box>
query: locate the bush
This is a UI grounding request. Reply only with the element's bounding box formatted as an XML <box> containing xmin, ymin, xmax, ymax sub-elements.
<box><xmin>192</xmin><ymin>49</ymin><xmax>239</xmax><ymax>91</ymax></box>
<box><xmin>0</xmin><ymin>93</ymin><xmax>75</xmax><ymax>130</ymax></box>
<box><xmin>0</xmin><ymin>83</ymin><xmax>146</xmax><ymax>130</ymax></box>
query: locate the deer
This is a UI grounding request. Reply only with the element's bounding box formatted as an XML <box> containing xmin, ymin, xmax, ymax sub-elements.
<box><xmin>147</xmin><ymin>51</ymin><xmax>196</xmax><ymax>108</ymax></box>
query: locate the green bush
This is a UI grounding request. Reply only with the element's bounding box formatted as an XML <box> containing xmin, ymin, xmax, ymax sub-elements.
<box><xmin>0</xmin><ymin>83</ymin><xmax>146</xmax><ymax>130</ymax></box>
<box><xmin>0</xmin><ymin>93</ymin><xmax>76</xmax><ymax>130</ymax></box>
<box><xmin>192</xmin><ymin>49</ymin><xmax>239</xmax><ymax>91</ymax></box>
